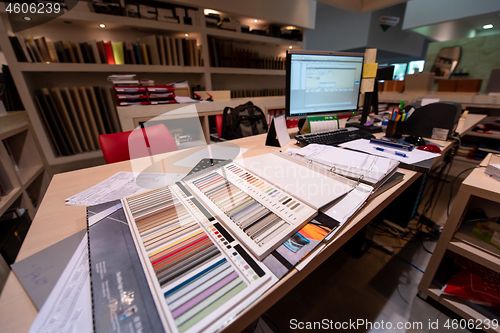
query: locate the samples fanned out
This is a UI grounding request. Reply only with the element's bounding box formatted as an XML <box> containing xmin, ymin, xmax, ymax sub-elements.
<box><xmin>121</xmin><ymin>184</ymin><xmax>277</xmax><ymax>333</ymax></box>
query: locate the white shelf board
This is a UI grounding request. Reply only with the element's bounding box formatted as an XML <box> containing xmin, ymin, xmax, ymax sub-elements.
<box><xmin>448</xmin><ymin>239</ymin><xmax>500</xmax><ymax>273</ymax></box>
<box><xmin>210</xmin><ymin>67</ymin><xmax>285</xmax><ymax>75</ymax></box>
<box><xmin>20</xmin><ymin>165</ymin><xmax>44</xmax><ymax>187</ymax></box>
<box><xmin>0</xmin><ymin>187</ymin><xmax>22</xmax><ymax>217</ymax></box>
<box><xmin>48</xmin><ymin>149</ymin><xmax>103</xmax><ymax>166</ymax></box>
<box><xmin>426</xmin><ymin>287</ymin><xmax>500</xmax><ymax>333</ymax></box>
<box><xmin>18</xmin><ymin>62</ymin><xmax>207</xmax><ymax>74</ymax></box>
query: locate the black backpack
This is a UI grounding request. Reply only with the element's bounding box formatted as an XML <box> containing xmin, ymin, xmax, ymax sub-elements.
<box><xmin>220</xmin><ymin>101</ymin><xmax>268</xmax><ymax>140</ymax></box>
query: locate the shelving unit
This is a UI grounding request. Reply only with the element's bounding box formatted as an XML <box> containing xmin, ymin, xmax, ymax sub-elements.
<box><xmin>0</xmin><ymin>1</ymin><xmax>304</xmax><ymax>174</ymax></box>
<box><xmin>0</xmin><ymin>112</ymin><xmax>49</xmax><ymax>220</ymax></box>
<box><xmin>418</xmin><ymin>154</ymin><xmax>500</xmax><ymax>333</ymax></box>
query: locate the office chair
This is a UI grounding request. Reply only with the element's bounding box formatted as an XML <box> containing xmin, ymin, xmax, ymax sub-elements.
<box><xmin>99</xmin><ymin>124</ymin><xmax>178</xmax><ymax>164</ymax></box>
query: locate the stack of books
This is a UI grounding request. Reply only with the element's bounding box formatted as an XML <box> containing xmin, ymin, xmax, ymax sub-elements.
<box><xmin>207</xmin><ymin>36</ymin><xmax>285</xmax><ymax>69</ymax></box>
<box><xmin>8</xmin><ymin>35</ymin><xmax>202</xmax><ymax>67</ymax></box>
<box><xmin>34</xmin><ymin>86</ymin><xmax>121</xmax><ymax>156</ymax></box>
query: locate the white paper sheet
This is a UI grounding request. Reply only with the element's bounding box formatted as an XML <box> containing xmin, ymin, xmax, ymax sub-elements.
<box><xmin>66</xmin><ymin>172</ymin><xmax>186</xmax><ymax>206</ymax></box>
<box><xmin>339</xmin><ymin>139</ymin><xmax>439</xmax><ymax>164</ymax></box>
<box><xmin>323</xmin><ymin>183</ymin><xmax>373</xmax><ymax>225</ymax></box>
<box><xmin>173</xmin><ymin>145</ymin><xmax>248</xmax><ymax>168</ymax></box>
<box><xmin>274</xmin><ymin>114</ymin><xmax>291</xmax><ymax>147</ymax></box>
<box><xmin>29</xmin><ymin>234</ymin><xmax>92</xmax><ymax>333</ymax></box>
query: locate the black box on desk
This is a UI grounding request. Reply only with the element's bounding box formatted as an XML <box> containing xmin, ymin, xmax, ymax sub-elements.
<box><xmin>0</xmin><ymin>211</ymin><xmax>32</xmax><ymax>266</ymax></box>
<box><xmin>402</xmin><ymin>102</ymin><xmax>462</xmax><ymax>140</ymax></box>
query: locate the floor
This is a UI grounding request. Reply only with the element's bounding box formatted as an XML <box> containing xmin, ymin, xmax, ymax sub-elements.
<box><xmin>258</xmin><ymin>171</ymin><xmax>479</xmax><ymax>333</ymax></box>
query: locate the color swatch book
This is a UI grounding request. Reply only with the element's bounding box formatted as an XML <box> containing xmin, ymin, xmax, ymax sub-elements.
<box><xmin>121</xmin><ymin>183</ymin><xmax>277</xmax><ymax>333</ymax></box>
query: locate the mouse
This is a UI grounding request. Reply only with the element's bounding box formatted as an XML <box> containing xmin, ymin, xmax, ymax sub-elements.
<box><xmin>416</xmin><ymin>144</ymin><xmax>441</xmax><ymax>153</ymax></box>
<box><xmin>404</xmin><ymin>135</ymin><xmax>426</xmax><ymax>146</ymax></box>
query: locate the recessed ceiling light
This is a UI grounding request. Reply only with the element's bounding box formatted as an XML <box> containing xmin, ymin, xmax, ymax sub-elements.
<box><xmin>99</xmin><ymin>23</ymin><xmax>106</xmax><ymax>28</ymax></box>
<box><xmin>254</xmin><ymin>19</ymin><xmax>258</xmax><ymax>23</ymax></box>
<box><xmin>23</xmin><ymin>16</ymin><xmax>31</xmax><ymax>21</ymax></box>
<box><xmin>483</xmin><ymin>24</ymin><xmax>493</xmax><ymax>29</ymax></box>
<box><xmin>289</xmin><ymin>46</ymin><xmax>292</xmax><ymax>49</ymax></box>
<box><xmin>185</xmin><ymin>33</ymin><xmax>189</xmax><ymax>37</ymax></box>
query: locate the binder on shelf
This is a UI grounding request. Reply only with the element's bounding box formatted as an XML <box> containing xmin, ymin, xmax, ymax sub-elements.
<box><xmin>40</xmin><ymin>88</ymin><xmax>74</xmax><ymax>154</ymax></box>
<box><xmin>45</xmin><ymin>40</ymin><xmax>59</xmax><ymax>63</ymax></box>
<box><xmin>76</xmin><ymin>87</ymin><xmax>100</xmax><ymax>146</ymax></box>
<box><xmin>102</xmin><ymin>87</ymin><xmax>122</xmax><ymax>133</ymax></box>
<box><xmin>132</xmin><ymin>43</ymin><xmax>142</xmax><ymax>64</ymax></box>
<box><xmin>72</xmin><ymin>42</ymin><xmax>84</xmax><ymax>63</ymax></box>
<box><xmin>68</xmin><ymin>87</ymin><xmax>96</xmax><ymax>150</ymax></box>
<box><xmin>104</xmin><ymin>42</ymin><xmax>115</xmax><ymax>65</ymax></box>
<box><xmin>139</xmin><ymin>36</ymin><xmax>160</xmax><ymax>65</ymax></box>
<box><xmin>49</xmin><ymin>87</ymin><xmax>83</xmax><ymax>153</ymax></box>
<box><xmin>111</xmin><ymin>42</ymin><xmax>124</xmax><ymax>65</ymax></box>
<box><xmin>164</xmin><ymin>36</ymin><xmax>173</xmax><ymax>66</ymax></box>
<box><xmin>34</xmin><ymin>37</ymin><xmax>51</xmax><ymax>62</ymax></box>
<box><xmin>60</xmin><ymin>88</ymin><xmax>89</xmax><ymax>152</ymax></box>
<box><xmin>88</xmin><ymin>40</ymin><xmax>101</xmax><ymax>64</ymax></box>
<box><xmin>96</xmin><ymin>41</ymin><xmax>107</xmax><ymax>63</ymax></box>
<box><xmin>85</xmin><ymin>87</ymin><xmax>106</xmax><ymax>134</ymax></box>
<box><xmin>93</xmin><ymin>87</ymin><xmax>113</xmax><ymax>134</ymax></box>
<box><xmin>34</xmin><ymin>93</ymin><xmax>69</xmax><ymax>156</ymax></box>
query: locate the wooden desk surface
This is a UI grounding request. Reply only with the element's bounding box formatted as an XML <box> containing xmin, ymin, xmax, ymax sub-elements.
<box><xmin>0</xmin><ymin>129</ymin><xmax>440</xmax><ymax>333</ymax></box>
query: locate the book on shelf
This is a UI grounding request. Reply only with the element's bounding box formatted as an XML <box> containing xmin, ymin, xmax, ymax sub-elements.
<box><xmin>35</xmin><ymin>85</ymin><xmax>121</xmax><ymax>156</ymax></box>
<box><xmin>10</xmin><ymin>34</ymin><xmax>199</xmax><ymax>67</ymax></box>
<box><xmin>207</xmin><ymin>36</ymin><xmax>284</xmax><ymax>69</ymax></box>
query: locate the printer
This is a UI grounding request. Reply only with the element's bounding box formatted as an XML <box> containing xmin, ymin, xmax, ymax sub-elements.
<box><xmin>402</xmin><ymin>102</ymin><xmax>462</xmax><ymax>140</ymax></box>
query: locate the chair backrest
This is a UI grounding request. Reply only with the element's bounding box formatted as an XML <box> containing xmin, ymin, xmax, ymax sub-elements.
<box><xmin>99</xmin><ymin>124</ymin><xmax>178</xmax><ymax>164</ymax></box>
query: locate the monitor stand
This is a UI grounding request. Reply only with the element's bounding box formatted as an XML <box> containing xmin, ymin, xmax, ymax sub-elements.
<box><xmin>346</xmin><ymin>77</ymin><xmax>383</xmax><ymax>133</ymax></box>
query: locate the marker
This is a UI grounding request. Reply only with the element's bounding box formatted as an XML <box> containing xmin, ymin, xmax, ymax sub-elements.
<box><xmin>375</xmin><ymin>146</ymin><xmax>408</xmax><ymax>157</ymax></box>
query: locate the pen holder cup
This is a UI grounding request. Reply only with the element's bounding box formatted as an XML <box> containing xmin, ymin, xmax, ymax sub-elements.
<box><xmin>385</xmin><ymin>120</ymin><xmax>404</xmax><ymax>139</ymax></box>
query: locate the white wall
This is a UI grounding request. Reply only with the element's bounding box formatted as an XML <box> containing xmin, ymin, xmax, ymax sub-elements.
<box><xmin>367</xmin><ymin>3</ymin><xmax>427</xmax><ymax>57</ymax></box>
<box><xmin>305</xmin><ymin>2</ymin><xmax>371</xmax><ymax>51</ymax></box>
<box><xmin>403</xmin><ymin>0</ymin><xmax>500</xmax><ymax>30</ymax></box>
<box><xmin>166</xmin><ymin>0</ymin><xmax>317</xmax><ymax>29</ymax></box>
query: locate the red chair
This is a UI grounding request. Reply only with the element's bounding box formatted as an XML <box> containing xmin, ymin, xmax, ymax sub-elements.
<box><xmin>99</xmin><ymin>124</ymin><xmax>178</xmax><ymax>164</ymax></box>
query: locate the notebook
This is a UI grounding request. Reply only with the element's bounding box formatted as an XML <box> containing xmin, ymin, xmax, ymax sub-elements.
<box><xmin>286</xmin><ymin>144</ymin><xmax>400</xmax><ymax>189</ymax></box>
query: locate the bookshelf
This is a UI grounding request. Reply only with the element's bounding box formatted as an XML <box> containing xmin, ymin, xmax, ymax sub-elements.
<box><xmin>0</xmin><ymin>112</ymin><xmax>49</xmax><ymax>220</ymax></box>
<box><xmin>418</xmin><ymin>154</ymin><xmax>500</xmax><ymax>333</ymax></box>
<box><xmin>0</xmin><ymin>1</ymin><xmax>304</xmax><ymax>173</ymax></box>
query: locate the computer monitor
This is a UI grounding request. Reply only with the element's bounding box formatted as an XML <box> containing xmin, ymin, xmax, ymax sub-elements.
<box><xmin>285</xmin><ymin>50</ymin><xmax>364</xmax><ymax>124</ymax></box>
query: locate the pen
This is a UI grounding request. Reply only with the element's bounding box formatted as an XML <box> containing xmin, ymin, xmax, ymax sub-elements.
<box><xmin>374</xmin><ymin>146</ymin><xmax>408</xmax><ymax>157</ymax></box>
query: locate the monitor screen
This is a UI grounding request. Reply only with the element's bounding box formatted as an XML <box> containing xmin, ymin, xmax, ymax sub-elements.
<box><xmin>286</xmin><ymin>50</ymin><xmax>364</xmax><ymax>119</ymax></box>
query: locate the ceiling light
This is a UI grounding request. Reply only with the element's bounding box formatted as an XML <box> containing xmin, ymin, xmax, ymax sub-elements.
<box><xmin>483</xmin><ymin>24</ymin><xmax>493</xmax><ymax>29</ymax></box>
<box><xmin>289</xmin><ymin>46</ymin><xmax>292</xmax><ymax>49</ymax></box>
<box><xmin>254</xmin><ymin>19</ymin><xmax>258</xmax><ymax>23</ymax></box>
<box><xmin>23</xmin><ymin>16</ymin><xmax>31</xmax><ymax>21</ymax></box>
<box><xmin>185</xmin><ymin>33</ymin><xmax>189</xmax><ymax>37</ymax></box>
<box><xmin>99</xmin><ymin>23</ymin><xmax>106</xmax><ymax>28</ymax></box>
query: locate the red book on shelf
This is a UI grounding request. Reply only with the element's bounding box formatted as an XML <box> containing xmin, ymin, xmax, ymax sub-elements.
<box><xmin>96</xmin><ymin>41</ymin><xmax>107</xmax><ymax>64</ymax></box>
<box><xmin>104</xmin><ymin>42</ymin><xmax>115</xmax><ymax>65</ymax></box>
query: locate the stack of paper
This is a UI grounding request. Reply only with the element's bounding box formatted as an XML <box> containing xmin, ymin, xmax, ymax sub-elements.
<box><xmin>485</xmin><ymin>154</ymin><xmax>500</xmax><ymax>181</ymax></box>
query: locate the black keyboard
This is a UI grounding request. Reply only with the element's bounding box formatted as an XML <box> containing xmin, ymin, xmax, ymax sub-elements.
<box><xmin>295</xmin><ymin>127</ymin><xmax>375</xmax><ymax>146</ymax></box>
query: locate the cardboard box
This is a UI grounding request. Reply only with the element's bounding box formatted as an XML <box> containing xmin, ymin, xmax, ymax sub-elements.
<box><xmin>405</xmin><ymin>72</ymin><xmax>435</xmax><ymax>92</ymax></box>
<box><xmin>383</xmin><ymin>80</ymin><xmax>405</xmax><ymax>92</ymax></box>
<box><xmin>456</xmin><ymin>79</ymin><xmax>482</xmax><ymax>93</ymax></box>
<box><xmin>437</xmin><ymin>79</ymin><xmax>457</xmax><ymax>92</ymax></box>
